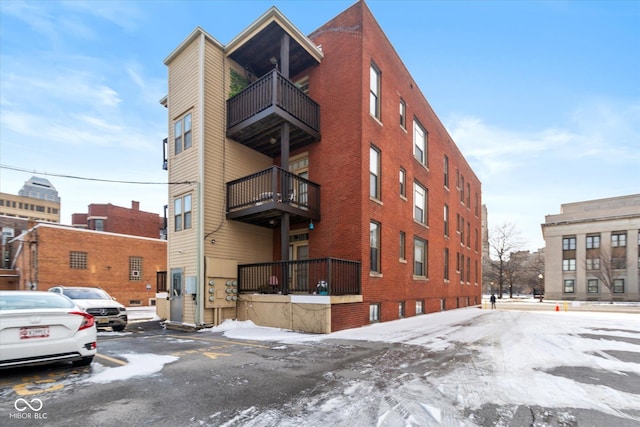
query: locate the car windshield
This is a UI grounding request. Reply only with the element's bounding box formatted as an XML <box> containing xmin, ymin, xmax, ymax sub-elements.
<box><xmin>0</xmin><ymin>293</ymin><xmax>75</xmax><ymax>310</ymax></box>
<box><xmin>64</xmin><ymin>288</ymin><xmax>110</xmax><ymax>300</ymax></box>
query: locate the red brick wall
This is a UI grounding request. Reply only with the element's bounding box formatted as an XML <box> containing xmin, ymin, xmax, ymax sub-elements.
<box><xmin>17</xmin><ymin>224</ymin><xmax>166</xmax><ymax>306</ymax></box>
<box><xmin>306</xmin><ymin>1</ymin><xmax>482</xmax><ymax>330</ymax></box>
<box><xmin>77</xmin><ymin>202</ymin><xmax>164</xmax><ymax>239</ymax></box>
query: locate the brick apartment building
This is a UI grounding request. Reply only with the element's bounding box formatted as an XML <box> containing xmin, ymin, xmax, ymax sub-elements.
<box><xmin>10</xmin><ymin>223</ymin><xmax>166</xmax><ymax>306</ymax></box>
<box><xmin>161</xmin><ymin>1</ymin><xmax>482</xmax><ymax>332</ymax></box>
<box><xmin>72</xmin><ymin>201</ymin><xmax>166</xmax><ymax>240</ymax></box>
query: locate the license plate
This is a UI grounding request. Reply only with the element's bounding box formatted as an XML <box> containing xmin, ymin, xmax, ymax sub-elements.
<box><xmin>96</xmin><ymin>317</ymin><xmax>110</xmax><ymax>324</ymax></box>
<box><xmin>20</xmin><ymin>326</ymin><xmax>50</xmax><ymax>339</ymax></box>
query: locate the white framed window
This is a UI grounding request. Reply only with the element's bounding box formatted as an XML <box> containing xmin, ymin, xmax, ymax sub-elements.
<box><xmin>414</xmin><ymin>237</ymin><xmax>427</xmax><ymax>277</ymax></box>
<box><xmin>443</xmin><ymin>155</ymin><xmax>449</xmax><ymax>188</ymax></box>
<box><xmin>413</xmin><ymin>181</ymin><xmax>427</xmax><ymax>224</ymax></box>
<box><xmin>399</xmin><ymin>168</ymin><xmax>406</xmax><ymax>197</ymax></box>
<box><xmin>369</xmin><ymin>303</ymin><xmax>380</xmax><ymax>322</ymax></box>
<box><xmin>443</xmin><ymin>204</ymin><xmax>449</xmax><ymax>237</ymax></box>
<box><xmin>370</xmin><ymin>221</ymin><xmax>381</xmax><ymax>273</ymax></box>
<box><xmin>369</xmin><ymin>63</ymin><xmax>381</xmax><ymax>119</ymax></box>
<box><xmin>413</xmin><ymin>120</ymin><xmax>427</xmax><ymax>166</ymax></box>
<box><xmin>399</xmin><ymin>231</ymin><xmax>406</xmax><ymax>261</ymax></box>
<box><xmin>174</xmin><ymin>194</ymin><xmax>192</xmax><ymax>232</ymax></box>
<box><xmin>399</xmin><ymin>98</ymin><xmax>406</xmax><ymax>129</ymax></box>
<box><xmin>370</xmin><ymin>146</ymin><xmax>381</xmax><ymax>199</ymax></box>
<box><xmin>174</xmin><ymin>112</ymin><xmax>192</xmax><ymax>155</ymax></box>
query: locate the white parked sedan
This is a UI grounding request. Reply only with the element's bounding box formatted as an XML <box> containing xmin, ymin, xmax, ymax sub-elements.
<box><xmin>0</xmin><ymin>291</ymin><xmax>97</xmax><ymax>369</ymax></box>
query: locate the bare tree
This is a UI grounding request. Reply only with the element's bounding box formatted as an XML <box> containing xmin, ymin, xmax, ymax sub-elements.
<box><xmin>588</xmin><ymin>246</ymin><xmax>629</xmax><ymax>304</ymax></box>
<box><xmin>488</xmin><ymin>222</ymin><xmax>526</xmax><ymax>298</ymax></box>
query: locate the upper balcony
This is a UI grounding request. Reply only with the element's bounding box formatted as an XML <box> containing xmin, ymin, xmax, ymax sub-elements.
<box><xmin>226</xmin><ymin>165</ymin><xmax>320</xmax><ymax>227</ymax></box>
<box><xmin>226</xmin><ymin>69</ymin><xmax>320</xmax><ymax>157</ymax></box>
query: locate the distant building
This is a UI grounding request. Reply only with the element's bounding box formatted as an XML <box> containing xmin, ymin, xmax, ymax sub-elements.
<box><xmin>541</xmin><ymin>194</ymin><xmax>639</xmax><ymax>302</ymax></box>
<box><xmin>18</xmin><ymin>176</ymin><xmax>61</xmax><ymax>203</ymax></box>
<box><xmin>72</xmin><ymin>201</ymin><xmax>166</xmax><ymax>240</ymax></box>
<box><xmin>10</xmin><ymin>223</ymin><xmax>167</xmax><ymax>306</ymax></box>
<box><xmin>0</xmin><ymin>177</ymin><xmax>61</xmax><ymax>223</ymax></box>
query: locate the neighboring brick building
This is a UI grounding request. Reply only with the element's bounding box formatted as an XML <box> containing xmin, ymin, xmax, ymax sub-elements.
<box><xmin>11</xmin><ymin>223</ymin><xmax>166</xmax><ymax>306</ymax></box>
<box><xmin>542</xmin><ymin>194</ymin><xmax>639</xmax><ymax>302</ymax></box>
<box><xmin>161</xmin><ymin>1</ymin><xmax>482</xmax><ymax>332</ymax></box>
<box><xmin>72</xmin><ymin>201</ymin><xmax>166</xmax><ymax>240</ymax></box>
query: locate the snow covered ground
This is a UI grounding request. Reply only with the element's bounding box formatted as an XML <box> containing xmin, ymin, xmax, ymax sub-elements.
<box><xmin>94</xmin><ymin>304</ymin><xmax>639</xmax><ymax>425</ymax></box>
<box><xmin>206</xmin><ymin>307</ymin><xmax>640</xmax><ymax>426</ymax></box>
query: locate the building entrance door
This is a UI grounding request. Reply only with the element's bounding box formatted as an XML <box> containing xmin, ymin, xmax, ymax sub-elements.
<box><xmin>169</xmin><ymin>268</ymin><xmax>183</xmax><ymax>322</ymax></box>
<box><xmin>289</xmin><ymin>234</ymin><xmax>308</xmax><ymax>293</ymax></box>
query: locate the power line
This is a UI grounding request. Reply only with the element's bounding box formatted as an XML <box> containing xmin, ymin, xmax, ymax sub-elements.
<box><xmin>0</xmin><ymin>164</ymin><xmax>194</xmax><ymax>185</ymax></box>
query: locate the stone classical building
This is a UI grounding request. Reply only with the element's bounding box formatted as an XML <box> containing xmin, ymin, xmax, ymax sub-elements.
<box><xmin>541</xmin><ymin>194</ymin><xmax>640</xmax><ymax>302</ymax></box>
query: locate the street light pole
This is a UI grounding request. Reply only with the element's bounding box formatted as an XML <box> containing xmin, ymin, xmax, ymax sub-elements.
<box><xmin>538</xmin><ymin>273</ymin><xmax>544</xmax><ymax>302</ymax></box>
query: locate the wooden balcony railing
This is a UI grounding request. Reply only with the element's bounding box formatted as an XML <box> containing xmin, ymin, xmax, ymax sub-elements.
<box><xmin>226</xmin><ymin>69</ymin><xmax>320</xmax><ymax>155</ymax></box>
<box><xmin>226</xmin><ymin>166</ymin><xmax>320</xmax><ymax>226</ymax></box>
<box><xmin>238</xmin><ymin>258</ymin><xmax>361</xmax><ymax>296</ymax></box>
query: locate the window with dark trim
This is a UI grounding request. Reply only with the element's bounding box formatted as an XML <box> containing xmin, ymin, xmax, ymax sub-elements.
<box><xmin>399</xmin><ymin>98</ymin><xmax>406</xmax><ymax>129</ymax></box>
<box><xmin>414</xmin><ymin>237</ymin><xmax>427</xmax><ymax>277</ymax></box>
<box><xmin>69</xmin><ymin>251</ymin><xmax>87</xmax><ymax>270</ymax></box>
<box><xmin>174</xmin><ymin>194</ymin><xmax>192</xmax><ymax>232</ymax></box>
<box><xmin>370</xmin><ymin>221</ymin><xmax>381</xmax><ymax>273</ymax></box>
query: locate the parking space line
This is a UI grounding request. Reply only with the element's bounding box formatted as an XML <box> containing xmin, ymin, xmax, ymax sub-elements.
<box><xmin>96</xmin><ymin>353</ymin><xmax>128</xmax><ymax>366</ymax></box>
<box><xmin>165</xmin><ymin>334</ymin><xmax>269</xmax><ymax>348</ymax></box>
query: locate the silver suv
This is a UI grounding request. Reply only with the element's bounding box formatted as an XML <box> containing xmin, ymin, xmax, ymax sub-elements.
<box><xmin>49</xmin><ymin>286</ymin><xmax>128</xmax><ymax>331</ymax></box>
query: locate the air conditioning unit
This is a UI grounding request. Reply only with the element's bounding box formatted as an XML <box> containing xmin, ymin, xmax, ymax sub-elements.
<box><xmin>131</xmin><ymin>270</ymin><xmax>140</xmax><ymax>277</ymax></box>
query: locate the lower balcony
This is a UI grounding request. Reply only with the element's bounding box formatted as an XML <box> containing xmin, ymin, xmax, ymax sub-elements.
<box><xmin>227</xmin><ymin>166</ymin><xmax>320</xmax><ymax>227</ymax></box>
<box><xmin>238</xmin><ymin>258</ymin><xmax>361</xmax><ymax>296</ymax></box>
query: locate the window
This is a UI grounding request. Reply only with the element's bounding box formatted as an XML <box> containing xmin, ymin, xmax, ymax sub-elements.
<box><xmin>399</xmin><ymin>99</ymin><xmax>406</xmax><ymax>129</ymax></box>
<box><xmin>183</xmin><ymin>113</ymin><xmax>192</xmax><ymax>149</ymax></box>
<box><xmin>586</xmin><ymin>257</ymin><xmax>600</xmax><ymax>270</ymax></box>
<box><xmin>129</xmin><ymin>256</ymin><xmax>142</xmax><ymax>281</ymax></box>
<box><xmin>563</xmin><ymin>237</ymin><xmax>576</xmax><ymax>251</ymax></box>
<box><xmin>612</xmin><ymin>256</ymin><xmax>627</xmax><ymax>269</ymax></box>
<box><xmin>460</xmin><ymin>254</ymin><xmax>465</xmax><ymax>283</ymax></box>
<box><xmin>399</xmin><ymin>231</ymin><xmax>406</xmax><ymax>261</ymax></box>
<box><xmin>174</xmin><ymin>194</ymin><xmax>192</xmax><ymax>232</ymax></box>
<box><xmin>416</xmin><ymin>300</ymin><xmax>424</xmax><ymax>314</ymax></box>
<box><xmin>444</xmin><ymin>248</ymin><xmax>449</xmax><ymax>280</ymax></box>
<box><xmin>459</xmin><ymin>216</ymin><xmax>465</xmax><ymax>245</ymax></box>
<box><xmin>413</xmin><ymin>181</ymin><xmax>427</xmax><ymax>224</ymax></box>
<box><xmin>369</xmin><ymin>303</ymin><xmax>380</xmax><ymax>322</ymax></box>
<box><xmin>613</xmin><ymin>279</ymin><xmax>625</xmax><ymax>293</ymax></box>
<box><xmin>399</xmin><ymin>168</ymin><xmax>406</xmax><ymax>197</ymax></box>
<box><xmin>563</xmin><ymin>259</ymin><xmax>576</xmax><ymax>271</ymax></box>
<box><xmin>370</xmin><ymin>221</ymin><xmax>381</xmax><ymax>273</ymax></box>
<box><xmin>459</xmin><ymin>175</ymin><xmax>465</xmax><ymax>203</ymax></box>
<box><xmin>370</xmin><ymin>146</ymin><xmax>381</xmax><ymax>199</ymax></box>
<box><xmin>466</xmin><ymin>183</ymin><xmax>471</xmax><ymax>206</ymax></box>
<box><xmin>443</xmin><ymin>204</ymin><xmax>449</xmax><ymax>237</ymax></box>
<box><xmin>586</xmin><ymin>235</ymin><xmax>600</xmax><ymax>249</ymax></box>
<box><xmin>467</xmin><ymin>222</ymin><xmax>471</xmax><ymax>247</ymax></box>
<box><xmin>414</xmin><ymin>238</ymin><xmax>427</xmax><ymax>277</ymax></box>
<box><xmin>443</xmin><ymin>155</ymin><xmax>449</xmax><ymax>188</ymax></box>
<box><xmin>369</xmin><ymin>63</ymin><xmax>381</xmax><ymax>119</ymax></box>
<box><xmin>413</xmin><ymin>120</ymin><xmax>427</xmax><ymax>166</ymax></box>
<box><xmin>69</xmin><ymin>252</ymin><xmax>87</xmax><ymax>270</ymax></box>
<box><xmin>398</xmin><ymin>301</ymin><xmax>405</xmax><ymax>318</ymax></box>
<box><xmin>587</xmin><ymin>279</ymin><xmax>599</xmax><ymax>294</ymax></box>
<box><xmin>94</xmin><ymin>219</ymin><xmax>104</xmax><ymax>231</ymax></box>
<box><xmin>184</xmin><ymin>194</ymin><xmax>192</xmax><ymax>229</ymax></box>
<box><xmin>174</xmin><ymin>112</ymin><xmax>192</xmax><ymax>155</ymax></box>
<box><xmin>611</xmin><ymin>233</ymin><xmax>626</xmax><ymax>247</ymax></box>
<box><xmin>564</xmin><ymin>279</ymin><xmax>575</xmax><ymax>293</ymax></box>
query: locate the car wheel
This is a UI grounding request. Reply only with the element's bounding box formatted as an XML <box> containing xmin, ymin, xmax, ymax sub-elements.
<box><xmin>113</xmin><ymin>325</ymin><xmax>126</xmax><ymax>332</ymax></box>
<box><xmin>73</xmin><ymin>356</ymin><xmax>94</xmax><ymax>367</ymax></box>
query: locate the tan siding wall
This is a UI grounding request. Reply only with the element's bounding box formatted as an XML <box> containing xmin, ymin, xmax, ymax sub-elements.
<box><xmin>201</xmin><ymin>51</ymin><xmax>273</xmax><ymax>265</ymax></box>
<box><xmin>167</xmin><ymin>35</ymin><xmax>201</xmax><ymax>323</ymax></box>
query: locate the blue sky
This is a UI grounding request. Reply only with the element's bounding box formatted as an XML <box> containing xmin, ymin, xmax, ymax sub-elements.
<box><xmin>1</xmin><ymin>0</ymin><xmax>638</xmax><ymax>251</ymax></box>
